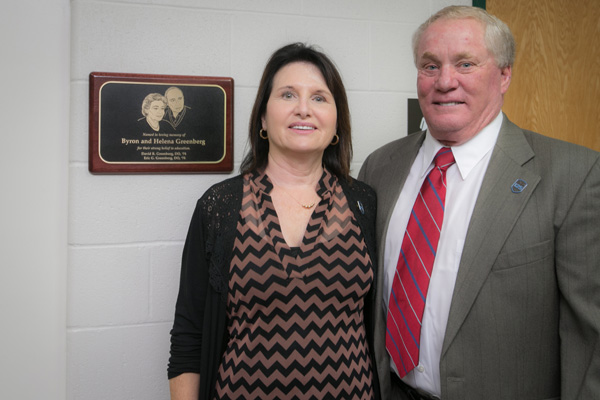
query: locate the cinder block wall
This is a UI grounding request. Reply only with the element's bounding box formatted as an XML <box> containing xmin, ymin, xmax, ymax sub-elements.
<box><xmin>68</xmin><ymin>0</ymin><xmax>469</xmax><ymax>398</ymax></box>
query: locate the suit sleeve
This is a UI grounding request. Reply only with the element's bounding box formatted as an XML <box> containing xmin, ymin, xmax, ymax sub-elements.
<box><xmin>556</xmin><ymin>156</ymin><xmax>600</xmax><ymax>397</ymax></box>
<box><xmin>357</xmin><ymin>154</ymin><xmax>371</xmax><ymax>183</ymax></box>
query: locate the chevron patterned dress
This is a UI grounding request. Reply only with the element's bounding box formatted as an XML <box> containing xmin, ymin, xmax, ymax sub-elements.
<box><xmin>213</xmin><ymin>170</ymin><xmax>375</xmax><ymax>400</ymax></box>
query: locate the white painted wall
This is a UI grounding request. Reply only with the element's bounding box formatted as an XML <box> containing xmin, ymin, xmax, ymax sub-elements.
<box><xmin>0</xmin><ymin>1</ymin><xmax>69</xmax><ymax>399</ymax></box>
<box><xmin>66</xmin><ymin>0</ymin><xmax>470</xmax><ymax>399</ymax></box>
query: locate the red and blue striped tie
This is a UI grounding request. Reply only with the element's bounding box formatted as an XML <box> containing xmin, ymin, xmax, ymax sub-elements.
<box><xmin>386</xmin><ymin>147</ymin><xmax>455</xmax><ymax>377</ymax></box>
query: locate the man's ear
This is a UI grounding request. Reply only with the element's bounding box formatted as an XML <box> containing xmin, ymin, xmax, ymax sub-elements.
<box><xmin>500</xmin><ymin>65</ymin><xmax>512</xmax><ymax>95</ymax></box>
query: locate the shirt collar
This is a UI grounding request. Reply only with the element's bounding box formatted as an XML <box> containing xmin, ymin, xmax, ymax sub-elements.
<box><xmin>421</xmin><ymin>111</ymin><xmax>503</xmax><ymax>180</ymax></box>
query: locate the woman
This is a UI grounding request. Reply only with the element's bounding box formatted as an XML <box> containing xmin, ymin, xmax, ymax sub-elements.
<box><xmin>168</xmin><ymin>43</ymin><xmax>379</xmax><ymax>400</ymax></box>
<box><xmin>137</xmin><ymin>92</ymin><xmax>168</xmax><ymax>132</ymax></box>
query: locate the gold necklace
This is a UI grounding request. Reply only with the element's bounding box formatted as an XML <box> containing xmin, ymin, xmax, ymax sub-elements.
<box><xmin>274</xmin><ymin>183</ymin><xmax>318</xmax><ymax>209</ymax></box>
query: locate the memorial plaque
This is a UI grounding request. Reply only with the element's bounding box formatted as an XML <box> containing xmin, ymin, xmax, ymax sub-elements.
<box><xmin>89</xmin><ymin>72</ymin><xmax>233</xmax><ymax>173</ymax></box>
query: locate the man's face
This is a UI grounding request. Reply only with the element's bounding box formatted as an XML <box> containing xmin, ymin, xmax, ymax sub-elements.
<box><xmin>416</xmin><ymin>18</ymin><xmax>511</xmax><ymax>146</ymax></box>
<box><xmin>166</xmin><ymin>88</ymin><xmax>185</xmax><ymax>114</ymax></box>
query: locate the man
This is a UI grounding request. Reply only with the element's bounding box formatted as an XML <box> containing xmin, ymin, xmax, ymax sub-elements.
<box><xmin>359</xmin><ymin>6</ymin><xmax>599</xmax><ymax>400</ymax></box>
<box><xmin>164</xmin><ymin>86</ymin><xmax>192</xmax><ymax>131</ymax></box>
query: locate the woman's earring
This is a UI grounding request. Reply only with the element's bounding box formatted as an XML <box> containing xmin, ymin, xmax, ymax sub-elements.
<box><xmin>259</xmin><ymin>129</ymin><xmax>268</xmax><ymax>139</ymax></box>
<box><xmin>330</xmin><ymin>134</ymin><xmax>339</xmax><ymax>146</ymax></box>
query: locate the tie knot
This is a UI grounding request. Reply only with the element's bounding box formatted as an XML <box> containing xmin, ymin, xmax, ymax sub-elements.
<box><xmin>434</xmin><ymin>147</ymin><xmax>455</xmax><ymax>170</ymax></box>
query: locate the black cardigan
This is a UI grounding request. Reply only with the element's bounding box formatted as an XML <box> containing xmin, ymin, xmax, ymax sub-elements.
<box><xmin>168</xmin><ymin>174</ymin><xmax>380</xmax><ymax>399</ymax></box>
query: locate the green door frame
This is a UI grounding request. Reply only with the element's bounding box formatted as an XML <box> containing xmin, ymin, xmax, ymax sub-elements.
<box><xmin>473</xmin><ymin>0</ymin><xmax>486</xmax><ymax>9</ymax></box>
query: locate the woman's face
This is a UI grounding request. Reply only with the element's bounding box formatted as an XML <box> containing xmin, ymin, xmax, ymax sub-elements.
<box><xmin>147</xmin><ymin>100</ymin><xmax>166</xmax><ymax>122</ymax></box>
<box><xmin>261</xmin><ymin>62</ymin><xmax>337</xmax><ymax>161</ymax></box>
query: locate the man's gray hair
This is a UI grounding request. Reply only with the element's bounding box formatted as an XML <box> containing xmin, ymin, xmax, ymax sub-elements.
<box><xmin>412</xmin><ymin>5</ymin><xmax>516</xmax><ymax>69</ymax></box>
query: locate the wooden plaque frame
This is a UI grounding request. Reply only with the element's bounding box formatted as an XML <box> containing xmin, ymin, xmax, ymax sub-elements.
<box><xmin>89</xmin><ymin>72</ymin><xmax>233</xmax><ymax>173</ymax></box>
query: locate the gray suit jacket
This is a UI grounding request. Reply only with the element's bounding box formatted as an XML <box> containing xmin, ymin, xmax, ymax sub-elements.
<box><xmin>358</xmin><ymin>116</ymin><xmax>600</xmax><ymax>399</ymax></box>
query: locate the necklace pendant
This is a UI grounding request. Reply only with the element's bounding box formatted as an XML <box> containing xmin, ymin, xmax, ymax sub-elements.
<box><xmin>301</xmin><ymin>202</ymin><xmax>316</xmax><ymax>209</ymax></box>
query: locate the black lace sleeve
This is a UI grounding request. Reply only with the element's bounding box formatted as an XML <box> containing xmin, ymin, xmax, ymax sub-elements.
<box><xmin>167</xmin><ymin>175</ymin><xmax>243</xmax><ymax>379</ymax></box>
<box><xmin>167</xmin><ymin>198</ymin><xmax>209</xmax><ymax>378</ymax></box>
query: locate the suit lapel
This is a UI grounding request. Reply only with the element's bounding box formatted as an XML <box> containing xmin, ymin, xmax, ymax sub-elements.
<box><xmin>374</xmin><ymin>132</ymin><xmax>423</xmax><ymax>329</ymax></box>
<box><xmin>376</xmin><ymin>132</ymin><xmax>425</xmax><ymax>244</ymax></box>
<box><xmin>442</xmin><ymin>117</ymin><xmax>541</xmax><ymax>356</ymax></box>
<box><xmin>372</xmin><ymin>132</ymin><xmax>424</xmax><ymax>394</ymax></box>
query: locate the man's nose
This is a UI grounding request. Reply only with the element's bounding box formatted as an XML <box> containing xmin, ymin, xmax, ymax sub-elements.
<box><xmin>435</xmin><ymin>66</ymin><xmax>458</xmax><ymax>91</ymax></box>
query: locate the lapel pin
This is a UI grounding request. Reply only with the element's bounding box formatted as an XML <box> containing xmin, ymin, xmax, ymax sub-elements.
<box><xmin>511</xmin><ymin>179</ymin><xmax>528</xmax><ymax>193</ymax></box>
<box><xmin>357</xmin><ymin>201</ymin><xmax>365</xmax><ymax>214</ymax></box>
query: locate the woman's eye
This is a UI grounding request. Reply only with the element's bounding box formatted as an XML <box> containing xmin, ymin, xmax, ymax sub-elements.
<box><xmin>313</xmin><ymin>96</ymin><xmax>324</xmax><ymax>102</ymax></box>
<box><xmin>282</xmin><ymin>91</ymin><xmax>294</xmax><ymax>99</ymax></box>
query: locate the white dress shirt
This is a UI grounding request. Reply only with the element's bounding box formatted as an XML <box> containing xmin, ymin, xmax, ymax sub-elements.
<box><xmin>384</xmin><ymin>112</ymin><xmax>504</xmax><ymax>397</ymax></box>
